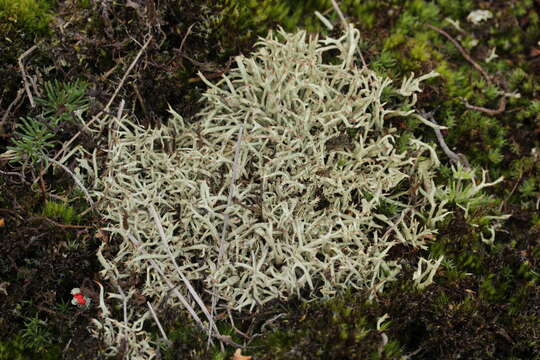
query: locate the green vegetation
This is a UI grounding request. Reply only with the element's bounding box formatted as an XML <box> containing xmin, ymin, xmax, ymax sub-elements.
<box><xmin>4</xmin><ymin>80</ymin><xmax>89</xmax><ymax>168</ymax></box>
<box><xmin>41</xmin><ymin>200</ymin><xmax>80</xmax><ymax>224</ymax></box>
<box><xmin>0</xmin><ymin>0</ymin><xmax>54</xmax><ymax>38</ymax></box>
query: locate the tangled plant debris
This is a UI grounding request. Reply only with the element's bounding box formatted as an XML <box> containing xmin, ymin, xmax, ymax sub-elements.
<box><xmin>78</xmin><ymin>24</ymin><xmax>506</xmax><ymax>358</ymax></box>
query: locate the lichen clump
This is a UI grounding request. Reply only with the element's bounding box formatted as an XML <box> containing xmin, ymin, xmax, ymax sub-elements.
<box><xmin>84</xmin><ymin>25</ymin><xmax>458</xmax><ymax>357</ymax></box>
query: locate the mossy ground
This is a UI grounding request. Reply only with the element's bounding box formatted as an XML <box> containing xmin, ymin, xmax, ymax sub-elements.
<box><xmin>0</xmin><ymin>0</ymin><xmax>539</xmax><ymax>359</ymax></box>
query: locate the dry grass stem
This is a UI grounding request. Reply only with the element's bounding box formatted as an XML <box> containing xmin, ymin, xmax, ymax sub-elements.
<box><xmin>45</xmin><ymin>156</ymin><xmax>94</xmax><ymax>206</ymax></box>
<box><xmin>103</xmin><ymin>36</ymin><xmax>152</xmax><ymax>114</ymax></box>
<box><xmin>18</xmin><ymin>45</ymin><xmax>38</xmax><ymax>108</ymax></box>
<box><xmin>0</xmin><ymin>89</ymin><xmax>24</xmax><ymax>128</ymax></box>
<box><xmin>146</xmin><ymin>301</ymin><xmax>169</xmax><ymax>343</ymax></box>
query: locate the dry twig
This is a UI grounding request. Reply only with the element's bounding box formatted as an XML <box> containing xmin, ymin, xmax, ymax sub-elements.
<box><xmin>0</xmin><ymin>89</ymin><xmax>24</xmax><ymax>130</ymax></box>
<box><xmin>463</xmin><ymin>95</ymin><xmax>507</xmax><ymax>116</ymax></box>
<box><xmin>179</xmin><ymin>23</ymin><xmax>195</xmax><ymax>54</ymax></box>
<box><xmin>126</xmin><ymin>233</ymin><xmax>244</xmax><ymax>348</ymax></box>
<box><xmin>426</xmin><ymin>24</ymin><xmax>510</xmax><ymax>116</ymax></box>
<box><xmin>425</xmin><ymin>23</ymin><xmax>491</xmax><ymax>84</ymax></box>
<box><xmin>18</xmin><ymin>45</ymin><xmax>38</xmax><ymax>108</ymax></box>
<box><xmin>28</xmin><ymin>216</ymin><xmax>92</xmax><ymax>229</ymax></box>
<box><xmin>209</xmin><ymin>123</ymin><xmax>245</xmax><ymax>346</ymax></box>
<box><xmin>45</xmin><ymin>156</ymin><xmax>95</xmax><ymax>206</ymax></box>
<box><xmin>103</xmin><ymin>36</ymin><xmax>153</xmax><ymax>114</ymax></box>
<box><xmin>148</xmin><ymin>205</ymin><xmax>221</xmax><ymax>345</ymax></box>
<box><xmin>0</xmin><ymin>169</ymin><xmax>29</xmax><ymax>185</ymax></box>
<box><xmin>147</xmin><ymin>301</ymin><xmax>169</xmax><ymax>343</ymax></box>
<box><xmin>115</xmin><ymin>284</ymin><xmax>130</xmax><ymax>358</ymax></box>
<box><xmin>330</xmin><ymin>0</ymin><xmax>347</xmax><ymax>28</ymax></box>
<box><xmin>36</xmin><ymin>34</ymin><xmax>151</xmax><ymax>182</ymax></box>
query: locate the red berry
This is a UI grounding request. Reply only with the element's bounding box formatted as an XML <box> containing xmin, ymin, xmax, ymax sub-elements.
<box><xmin>73</xmin><ymin>293</ymin><xmax>87</xmax><ymax>305</ymax></box>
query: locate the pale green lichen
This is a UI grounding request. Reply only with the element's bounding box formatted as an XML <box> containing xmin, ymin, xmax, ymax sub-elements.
<box><xmin>78</xmin><ymin>24</ymin><xmax>505</xmax><ymax>358</ymax></box>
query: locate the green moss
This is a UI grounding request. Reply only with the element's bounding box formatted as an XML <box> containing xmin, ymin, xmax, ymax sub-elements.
<box><xmin>0</xmin><ymin>336</ymin><xmax>61</xmax><ymax>360</ymax></box>
<box><xmin>0</xmin><ymin>315</ymin><xmax>61</xmax><ymax>360</ymax></box>
<box><xmin>0</xmin><ymin>0</ymin><xmax>54</xmax><ymax>38</ymax></box>
<box><xmin>41</xmin><ymin>200</ymin><xmax>80</xmax><ymax>224</ymax></box>
<box><xmin>245</xmin><ymin>296</ymin><xmax>404</xmax><ymax>360</ymax></box>
<box><xmin>158</xmin><ymin>318</ymin><xmax>229</xmax><ymax>360</ymax></box>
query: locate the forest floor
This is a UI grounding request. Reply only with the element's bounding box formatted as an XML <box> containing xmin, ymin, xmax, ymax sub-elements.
<box><xmin>0</xmin><ymin>1</ymin><xmax>539</xmax><ymax>359</ymax></box>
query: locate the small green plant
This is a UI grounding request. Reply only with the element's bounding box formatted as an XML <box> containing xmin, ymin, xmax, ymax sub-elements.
<box><xmin>3</xmin><ymin>80</ymin><xmax>89</xmax><ymax>168</ymax></box>
<box><xmin>36</xmin><ymin>80</ymin><xmax>89</xmax><ymax>123</ymax></box>
<box><xmin>20</xmin><ymin>314</ymin><xmax>53</xmax><ymax>353</ymax></box>
<box><xmin>41</xmin><ymin>200</ymin><xmax>80</xmax><ymax>224</ymax></box>
<box><xmin>7</xmin><ymin>116</ymin><xmax>55</xmax><ymax>166</ymax></box>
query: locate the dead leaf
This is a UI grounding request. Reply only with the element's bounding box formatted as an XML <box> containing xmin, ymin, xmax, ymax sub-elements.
<box><xmin>95</xmin><ymin>229</ymin><xmax>109</xmax><ymax>243</ymax></box>
<box><xmin>232</xmin><ymin>349</ymin><xmax>252</xmax><ymax>360</ymax></box>
<box><xmin>0</xmin><ymin>282</ymin><xmax>9</xmax><ymax>296</ymax></box>
<box><xmin>530</xmin><ymin>48</ymin><xmax>540</xmax><ymax>57</ymax></box>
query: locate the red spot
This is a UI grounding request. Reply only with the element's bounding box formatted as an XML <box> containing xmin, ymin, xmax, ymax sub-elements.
<box><xmin>73</xmin><ymin>293</ymin><xmax>87</xmax><ymax>305</ymax></box>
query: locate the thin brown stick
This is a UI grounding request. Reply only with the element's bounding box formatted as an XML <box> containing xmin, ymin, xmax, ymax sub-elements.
<box><xmin>18</xmin><ymin>45</ymin><xmax>38</xmax><ymax>108</ymax></box>
<box><xmin>330</xmin><ymin>0</ymin><xmax>347</xmax><ymax>28</ymax></box>
<box><xmin>147</xmin><ymin>301</ymin><xmax>169</xmax><ymax>343</ymax></box>
<box><xmin>0</xmin><ymin>169</ymin><xmax>29</xmax><ymax>184</ymax></box>
<box><xmin>38</xmin><ymin>170</ymin><xmax>47</xmax><ymax>199</ymax></box>
<box><xmin>425</xmin><ymin>23</ymin><xmax>491</xmax><ymax>84</ymax></box>
<box><xmin>179</xmin><ymin>23</ymin><xmax>195</xmax><ymax>55</ymax></box>
<box><xmin>148</xmin><ymin>205</ymin><xmax>220</xmax><ymax>341</ymax></box>
<box><xmin>0</xmin><ymin>89</ymin><xmax>24</xmax><ymax>129</ymax></box>
<box><xmin>426</xmin><ymin>23</ymin><xmax>510</xmax><ymax>116</ymax></box>
<box><xmin>227</xmin><ymin>308</ymin><xmax>250</xmax><ymax>340</ymax></box>
<box><xmin>499</xmin><ymin>172</ymin><xmax>522</xmax><ymax>212</ymax></box>
<box><xmin>45</xmin><ymin>156</ymin><xmax>94</xmax><ymax>206</ymax></box>
<box><xmin>28</xmin><ymin>216</ymin><xmax>92</xmax><ymax>229</ymax></box>
<box><xmin>35</xmin><ymin>33</ymin><xmax>150</xmax><ymax>183</ymax></box>
<box><xmin>103</xmin><ymin>36</ymin><xmax>152</xmax><ymax>114</ymax></box>
<box><xmin>463</xmin><ymin>95</ymin><xmax>507</xmax><ymax>116</ymax></box>
<box><xmin>132</xmin><ymin>83</ymin><xmax>147</xmax><ymax>116</ymax></box>
<box><xmin>126</xmin><ymin>233</ymin><xmax>244</xmax><ymax>348</ymax></box>
<box><xmin>99</xmin><ymin>64</ymin><xmax>119</xmax><ymax>81</ymax></box>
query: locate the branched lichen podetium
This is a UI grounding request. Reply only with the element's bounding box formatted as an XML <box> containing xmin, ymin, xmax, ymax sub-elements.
<box><xmin>78</xmin><ymin>24</ymin><xmax>506</xmax><ymax>359</ymax></box>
